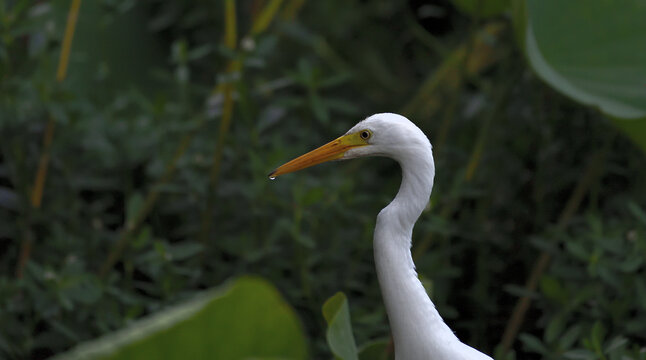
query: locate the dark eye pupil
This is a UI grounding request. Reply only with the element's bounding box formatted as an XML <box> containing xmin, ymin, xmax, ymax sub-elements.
<box><xmin>361</xmin><ymin>131</ymin><xmax>369</xmax><ymax>139</ymax></box>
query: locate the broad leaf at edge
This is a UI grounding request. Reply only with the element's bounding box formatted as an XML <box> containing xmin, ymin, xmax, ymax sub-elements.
<box><xmin>53</xmin><ymin>276</ymin><xmax>307</xmax><ymax>360</ymax></box>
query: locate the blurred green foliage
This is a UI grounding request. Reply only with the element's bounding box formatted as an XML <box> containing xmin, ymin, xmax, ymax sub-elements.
<box><xmin>1</xmin><ymin>0</ymin><xmax>645</xmax><ymax>359</ymax></box>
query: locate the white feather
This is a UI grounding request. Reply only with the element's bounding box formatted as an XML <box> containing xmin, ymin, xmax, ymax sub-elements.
<box><xmin>344</xmin><ymin>113</ymin><xmax>492</xmax><ymax>360</ymax></box>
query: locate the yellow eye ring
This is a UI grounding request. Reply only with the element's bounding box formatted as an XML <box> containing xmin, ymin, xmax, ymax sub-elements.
<box><xmin>360</xmin><ymin>130</ymin><xmax>371</xmax><ymax>140</ymax></box>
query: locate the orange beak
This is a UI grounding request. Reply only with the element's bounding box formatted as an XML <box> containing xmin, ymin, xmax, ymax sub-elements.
<box><xmin>269</xmin><ymin>132</ymin><xmax>368</xmax><ymax>178</ymax></box>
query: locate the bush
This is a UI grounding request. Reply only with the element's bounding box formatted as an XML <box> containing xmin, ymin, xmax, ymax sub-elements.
<box><xmin>1</xmin><ymin>0</ymin><xmax>645</xmax><ymax>359</ymax></box>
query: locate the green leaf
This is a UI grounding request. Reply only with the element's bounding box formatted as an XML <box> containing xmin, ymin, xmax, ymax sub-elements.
<box><xmin>519</xmin><ymin>333</ymin><xmax>549</xmax><ymax>355</ymax></box>
<box><xmin>523</xmin><ymin>0</ymin><xmax>646</xmax><ymax>119</ymax></box>
<box><xmin>590</xmin><ymin>321</ymin><xmax>606</xmax><ymax>354</ymax></box>
<box><xmin>604</xmin><ymin>336</ymin><xmax>628</xmax><ymax>353</ymax></box>
<box><xmin>563</xmin><ymin>349</ymin><xmax>596</xmax><ymax>360</ymax></box>
<box><xmin>566</xmin><ymin>241</ymin><xmax>589</xmax><ymax>262</ymax></box>
<box><xmin>627</xmin><ymin>202</ymin><xmax>646</xmax><ymax>226</ymax></box>
<box><xmin>167</xmin><ymin>242</ymin><xmax>203</xmax><ymax>261</ymax></box>
<box><xmin>52</xmin><ymin>277</ymin><xmax>307</xmax><ymax>360</ymax></box>
<box><xmin>619</xmin><ymin>256</ymin><xmax>643</xmax><ymax>273</ymax></box>
<box><xmin>520</xmin><ymin>0</ymin><xmax>646</xmax><ymax>149</ymax></box>
<box><xmin>544</xmin><ymin>315</ymin><xmax>565</xmax><ymax>344</ymax></box>
<box><xmin>358</xmin><ymin>339</ymin><xmax>391</xmax><ymax>360</ymax></box>
<box><xmin>559</xmin><ymin>324</ymin><xmax>582</xmax><ymax>350</ymax></box>
<box><xmin>59</xmin><ymin>275</ymin><xmax>103</xmax><ymax>305</ymax></box>
<box><xmin>322</xmin><ymin>292</ymin><xmax>359</xmax><ymax>360</ymax></box>
<box><xmin>539</xmin><ymin>275</ymin><xmax>568</xmax><ymax>304</ymax></box>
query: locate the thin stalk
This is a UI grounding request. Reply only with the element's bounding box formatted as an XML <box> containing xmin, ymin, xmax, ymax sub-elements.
<box><xmin>434</xmin><ymin>24</ymin><xmax>479</xmax><ymax>155</ymax></box>
<box><xmin>56</xmin><ymin>0</ymin><xmax>82</xmax><ymax>82</ymax></box>
<box><xmin>200</xmin><ymin>0</ymin><xmax>285</xmax><ymax>245</ymax></box>
<box><xmin>400</xmin><ymin>22</ymin><xmax>505</xmax><ymax>122</ymax></box>
<box><xmin>499</xmin><ymin>147</ymin><xmax>610</xmax><ymax>354</ymax></box>
<box><xmin>250</xmin><ymin>0</ymin><xmax>265</xmax><ymax>23</ymax></box>
<box><xmin>199</xmin><ymin>81</ymin><xmax>235</xmax><ymax>246</ymax></box>
<box><xmin>98</xmin><ymin>0</ymin><xmax>290</xmax><ymax>276</ymax></box>
<box><xmin>16</xmin><ymin>0</ymin><xmax>81</xmax><ymax>278</ymax></box>
<box><xmin>99</xmin><ymin>130</ymin><xmax>196</xmax><ymax>277</ymax></box>
<box><xmin>224</xmin><ymin>0</ymin><xmax>237</xmax><ymax>49</ymax></box>
<box><xmin>281</xmin><ymin>0</ymin><xmax>305</xmax><ymax>20</ymax></box>
<box><xmin>435</xmin><ymin>2</ymin><xmax>482</xmax><ymax>154</ymax></box>
<box><xmin>412</xmin><ymin>70</ymin><xmax>517</xmax><ymax>261</ymax></box>
<box><xmin>29</xmin><ymin>119</ymin><xmax>55</xmax><ymax>209</ymax></box>
<box><xmin>198</xmin><ymin>0</ymin><xmax>239</xmax><ymax>247</ymax></box>
<box><xmin>250</xmin><ymin>0</ymin><xmax>284</xmax><ymax>35</ymax></box>
<box><xmin>400</xmin><ymin>49</ymin><xmax>463</xmax><ymax>120</ymax></box>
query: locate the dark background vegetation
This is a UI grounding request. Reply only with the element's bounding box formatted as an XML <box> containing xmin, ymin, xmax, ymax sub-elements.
<box><xmin>1</xmin><ymin>0</ymin><xmax>645</xmax><ymax>359</ymax></box>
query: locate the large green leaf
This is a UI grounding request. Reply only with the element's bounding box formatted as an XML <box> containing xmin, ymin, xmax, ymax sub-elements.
<box><xmin>520</xmin><ymin>0</ymin><xmax>646</xmax><ymax>149</ymax></box>
<box><xmin>322</xmin><ymin>292</ymin><xmax>358</xmax><ymax>360</ymax></box>
<box><xmin>53</xmin><ymin>277</ymin><xmax>307</xmax><ymax>360</ymax></box>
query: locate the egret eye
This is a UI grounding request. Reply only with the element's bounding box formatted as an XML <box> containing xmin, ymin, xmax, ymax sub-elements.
<box><xmin>360</xmin><ymin>130</ymin><xmax>371</xmax><ymax>140</ymax></box>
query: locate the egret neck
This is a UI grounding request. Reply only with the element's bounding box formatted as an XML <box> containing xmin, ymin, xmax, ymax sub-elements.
<box><xmin>374</xmin><ymin>144</ymin><xmax>456</xmax><ymax>359</ymax></box>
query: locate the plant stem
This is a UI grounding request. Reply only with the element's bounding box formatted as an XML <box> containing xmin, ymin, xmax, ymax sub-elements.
<box><xmin>199</xmin><ymin>81</ymin><xmax>236</xmax><ymax>246</ymax></box>
<box><xmin>99</xmin><ymin>130</ymin><xmax>196</xmax><ymax>277</ymax></box>
<box><xmin>198</xmin><ymin>0</ymin><xmax>239</xmax><ymax>248</ymax></box>
<box><xmin>400</xmin><ymin>22</ymin><xmax>505</xmax><ymax>122</ymax></box>
<box><xmin>200</xmin><ymin>0</ymin><xmax>287</xmax><ymax>246</ymax></box>
<box><xmin>99</xmin><ymin>0</ymin><xmax>291</xmax><ymax>276</ymax></box>
<box><xmin>56</xmin><ymin>0</ymin><xmax>82</xmax><ymax>82</ymax></box>
<box><xmin>250</xmin><ymin>0</ymin><xmax>284</xmax><ymax>35</ymax></box>
<box><xmin>15</xmin><ymin>0</ymin><xmax>81</xmax><ymax>278</ymax></box>
<box><xmin>412</xmin><ymin>69</ymin><xmax>517</xmax><ymax>261</ymax></box>
<box><xmin>29</xmin><ymin>119</ymin><xmax>55</xmax><ymax>209</ymax></box>
<box><xmin>499</xmin><ymin>147</ymin><xmax>609</xmax><ymax>354</ymax></box>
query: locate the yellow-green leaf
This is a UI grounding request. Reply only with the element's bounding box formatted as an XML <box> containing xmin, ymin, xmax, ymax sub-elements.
<box><xmin>53</xmin><ymin>277</ymin><xmax>307</xmax><ymax>360</ymax></box>
<box><xmin>322</xmin><ymin>292</ymin><xmax>358</xmax><ymax>360</ymax></box>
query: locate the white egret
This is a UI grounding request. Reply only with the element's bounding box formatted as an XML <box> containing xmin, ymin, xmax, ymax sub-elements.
<box><xmin>269</xmin><ymin>113</ymin><xmax>492</xmax><ymax>360</ymax></box>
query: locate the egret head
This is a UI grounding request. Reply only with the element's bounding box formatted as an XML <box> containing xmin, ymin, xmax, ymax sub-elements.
<box><xmin>269</xmin><ymin>113</ymin><xmax>431</xmax><ymax>178</ymax></box>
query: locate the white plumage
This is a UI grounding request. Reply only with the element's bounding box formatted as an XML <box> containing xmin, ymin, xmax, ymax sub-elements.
<box><xmin>270</xmin><ymin>113</ymin><xmax>492</xmax><ymax>360</ymax></box>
